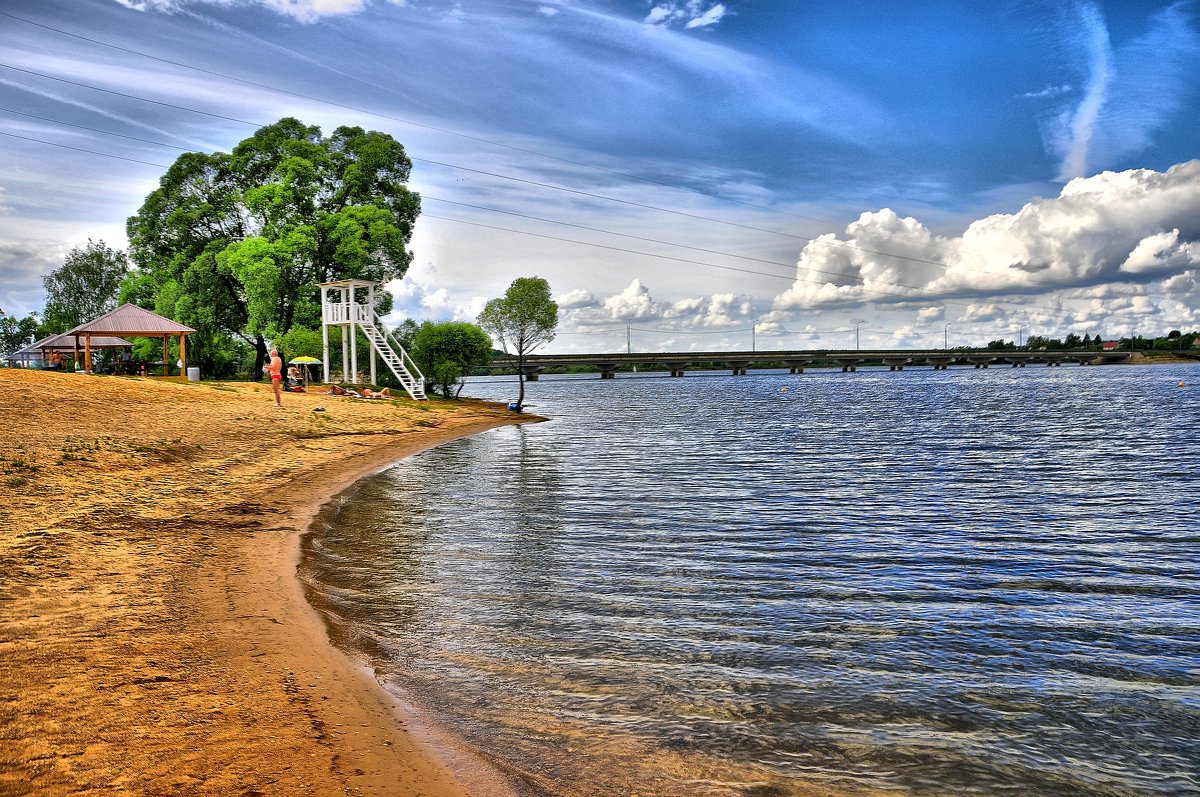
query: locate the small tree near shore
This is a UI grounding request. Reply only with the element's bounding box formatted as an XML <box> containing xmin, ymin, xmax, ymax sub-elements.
<box><xmin>411</xmin><ymin>321</ymin><xmax>493</xmax><ymax>398</ymax></box>
<box><xmin>478</xmin><ymin>277</ymin><xmax>558</xmax><ymax>411</ymax></box>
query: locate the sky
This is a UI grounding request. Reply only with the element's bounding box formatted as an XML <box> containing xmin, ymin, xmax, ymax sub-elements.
<box><xmin>1</xmin><ymin>0</ymin><xmax>1198</xmax><ymax>353</ymax></box>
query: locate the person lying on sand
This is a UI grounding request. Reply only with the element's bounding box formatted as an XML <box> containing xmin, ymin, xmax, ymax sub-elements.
<box><xmin>361</xmin><ymin>388</ymin><xmax>390</xmax><ymax>399</ymax></box>
<box><xmin>328</xmin><ymin>385</ymin><xmax>359</xmax><ymax>397</ymax></box>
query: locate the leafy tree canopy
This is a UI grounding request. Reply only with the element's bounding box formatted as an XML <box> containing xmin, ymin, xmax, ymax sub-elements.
<box><xmin>411</xmin><ymin>320</ymin><xmax>493</xmax><ymax>398</ymax></box>
<box><xmin>126</xmin><ymin>117</ymin><xmax>420</xmax><ymax>376</ymax></box>
<box><xmin>478</xmin><ymin>276</ymin><xmax>558</xmax><ymax>410</ymax></box>
<box><xmin>42</xmin><ymin>239</ymin><xmax>129</xmax><ymax>333</ymax></box>
<box><xmin>0</xmin><ymin>310</ymin><xmax>41</xmax><ymax>356</ymax></box>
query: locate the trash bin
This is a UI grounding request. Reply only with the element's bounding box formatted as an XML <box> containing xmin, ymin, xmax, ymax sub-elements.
<box><xmin>187</xmin><ymin>366</ymin><xmax>201</xmax><ymax>382</ymax></box>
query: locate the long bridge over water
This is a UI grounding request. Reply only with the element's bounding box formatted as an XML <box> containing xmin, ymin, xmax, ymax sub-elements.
<box><xmin>492</xmin><ymin>349</ymin><xmax>1142</xmax><ymax>379</ymax></box>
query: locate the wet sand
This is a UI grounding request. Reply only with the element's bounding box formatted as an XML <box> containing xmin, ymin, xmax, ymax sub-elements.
<box><xmin>0</xmin><ymin>368</ymin><xmax>529</xmax><ymax>796</ymax></box>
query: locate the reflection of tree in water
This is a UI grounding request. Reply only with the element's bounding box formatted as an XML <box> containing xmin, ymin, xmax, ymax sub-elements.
<box><xmin>503</xmin><ymin>423</ymin><xmax>567</xmax><ymax>578</ymax></box>
<box><xmin>298</xmin><ymin>476</ymin><xmax>430</xmax><ymax>662</ymax></box>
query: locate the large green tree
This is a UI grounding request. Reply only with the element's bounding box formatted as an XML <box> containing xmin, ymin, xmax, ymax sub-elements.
<box><xmin>126</xmin><ymin>117</ymin><xmax>421</xmax><ymax>378</ymax></box>
<box><xmin>41</xmin><ymin>239</ymin><xmax>129</xmax><ymax>333</ymax></box>
<box><xmin>411</xmin><ymin>321</ymin><xmax>494</xmax><ymax>398</ymax></box>
<box><xmin>478</xmin><ymin>277</ymin><xmax>558</xmax><ymax>411</ymax></box>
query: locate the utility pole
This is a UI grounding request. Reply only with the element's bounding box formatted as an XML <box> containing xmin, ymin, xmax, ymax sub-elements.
<box><xmin>1018</xmin><ymin>325</ymin><xmax>1027</xmax><ymax>348</ymax></box>
<box><xmin>854</xmin><ymin>319</ymin><xmax>865</xmax><ymax>351</ymax></box>
<box><xmin>626</xmin><ymin>325</ymin><xmax>631</xmax><ymax>355</ymax></box>
<box><xmin>944</xmin><ymin>322</ymin><xmax>952</xmax><ymax>350</ymax></box>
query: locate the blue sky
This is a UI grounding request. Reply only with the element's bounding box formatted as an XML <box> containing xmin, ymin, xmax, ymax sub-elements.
<box><xmin>1</xmin><ymin>0</ymin><xmax>1197</xmax><ymax>352</ymax></box>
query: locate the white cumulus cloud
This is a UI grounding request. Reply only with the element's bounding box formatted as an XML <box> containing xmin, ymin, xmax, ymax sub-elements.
<box><xmin>603</xmin><ymin>279</ymin><xmax>660</xmax><ymax>320</ymax></box>
<box><xmin>773</xmin><ymin>161</ymin><xmax>1200</xmax><ymax>312</ymax></box>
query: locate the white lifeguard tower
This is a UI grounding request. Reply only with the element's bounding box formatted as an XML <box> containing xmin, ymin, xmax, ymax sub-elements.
<box><xmin>319</xmin><ymin>279</ymin><xmax>426</xmax><ymax>400</ymax></box>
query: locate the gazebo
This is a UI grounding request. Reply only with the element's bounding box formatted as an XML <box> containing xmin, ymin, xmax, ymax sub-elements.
<box><xmin>70</xmin><ymin>304</ymin><xmax>196</xmax><ymax>377</ymax></box>
<box><xmin>4</xmin><ymin>333</ymin><xmax>131</xmax><ymax>368</ymax></box>
<box><xmin>5</xmin><ymin>336</ymin><xmax>50</xmax><ymax>368</ymax></box>
<box><xmin>5</xmin><ymin>335</ymin><xmax>52</xmax><ymax>368</ymax></box>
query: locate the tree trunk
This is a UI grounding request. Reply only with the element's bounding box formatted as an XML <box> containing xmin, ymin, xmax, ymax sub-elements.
<box><xmin>515</xmin><ymin>350</ymin><xmax>525</xmax><ymax>410</ymax></box>
<box><xmin>252</xmin><ymin>334</ymin><xmax>267</xmax><ymax>381</ymax></box>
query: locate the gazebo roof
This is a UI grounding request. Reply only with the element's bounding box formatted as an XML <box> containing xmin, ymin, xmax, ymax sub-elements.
<box><xmin>319</xmin><ymin>279</ymin><xmax>378</xmax><ymax>288</ymax></box>
<box><xmin>39</xmin><ymin>332</ymin><xmax>133</xmax><ymax>350</ymax></box>
<box><xmin>8</xmin><ymin>335</ymin><xmax>55</xmax><ymax>358</ymax></box>
<box><xmin>70</xmin><ymin>304</ymin><xmax>195</xmax><ymax>337</ymax></box>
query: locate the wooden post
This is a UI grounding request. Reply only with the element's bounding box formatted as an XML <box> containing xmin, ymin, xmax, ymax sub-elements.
<box><xmin>321</xmin><ymin>286</ymin><xmax>331</xmax><ymax>384</ymax></box>
<box><xmin>349</xmin><ymin>285</ymin><xmax>358</xmax><ymax>385</ymax></box>
<box><xmin>368</xmin><ymin>283</ymin><xmax>377</xmax><ymax>387</ymax></box>
<box><xmin>162</xmin><ymin>337</ymin><xmax>170</xmax><ymax>376</ymax></box>
<box><xmin>84</xmin><ymin>335</ymin><xmax>92</xmax><ymax>374</ymax></box>
<box><xmin>179</xmin><ymin>333</ymin><xmax>187</xmax><ymax>381</ymax></box>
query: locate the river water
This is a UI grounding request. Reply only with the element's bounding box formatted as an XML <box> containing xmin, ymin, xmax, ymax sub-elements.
<box><xmin>300</xmin><ymin>364</ymin><xmax>1200</xmax><ymax>796</ymax></box>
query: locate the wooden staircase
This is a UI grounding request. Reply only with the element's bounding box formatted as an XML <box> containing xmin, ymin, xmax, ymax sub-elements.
<box><xmin>360</xmin><ymin>318</ymin><xmax>427</xmax><ymax>400</ymax></box>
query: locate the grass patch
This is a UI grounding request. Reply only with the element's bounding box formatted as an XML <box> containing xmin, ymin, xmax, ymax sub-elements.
<box><xmin>131</xmin><ymin>439</ymin><xmax>202</xmax><ymax>463</ymax></box>
<box><xmin>2</xmin><ymin>455</ymin><xmax>41</xmax><ymax>476</ymax></box>
<box><xmin>5</xmin><ymin>477</ymin><xmax>27</xmax><ymax>489</ymax></box>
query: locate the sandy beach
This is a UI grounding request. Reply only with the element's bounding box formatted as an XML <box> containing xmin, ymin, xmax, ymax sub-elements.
<box><xmin>0</xmin><ymin>368</ymin><xmax>529</xmax><ymax>797</ymax></box>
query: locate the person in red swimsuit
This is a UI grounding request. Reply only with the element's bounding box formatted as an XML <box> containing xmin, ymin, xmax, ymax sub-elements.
<box><xmin>267</xmin><ymin>348</ymin><xmax>283</xmax><ymax>407</ymax></box>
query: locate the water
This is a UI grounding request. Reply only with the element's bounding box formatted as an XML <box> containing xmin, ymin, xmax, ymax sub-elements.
<box><xmin>300</xmin><ymin>365</ymin><xmax>1200</xmax><ymax>796</ymax></box>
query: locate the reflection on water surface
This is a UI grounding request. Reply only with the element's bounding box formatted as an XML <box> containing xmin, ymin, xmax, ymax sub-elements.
<box><xmin>302</xmin><ymin>366</ymin><xmax>1200</xmax><ymax>796</ymax></box>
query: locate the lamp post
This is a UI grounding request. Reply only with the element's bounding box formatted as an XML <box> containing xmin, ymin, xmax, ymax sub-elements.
<box><xmin>854</xmin><ymin>319</ymin><xmax>865</xmax><ymax>351</ymax></box>
<box><xmin>944</xmin><ymin>322</ymin><xmax>952</xmax><ymax>350</ymax></box>
<box><xmin>751</xmin><ymin>318</ymin><xmax>759</xmax><ymax>352</ymax></box>
<box><xmin>1018</xmin><ymin>325</ymin><xmax>1027</xmax><ymax>348</ymax></box>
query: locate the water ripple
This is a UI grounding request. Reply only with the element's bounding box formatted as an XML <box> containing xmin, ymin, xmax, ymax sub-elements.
<box><xmin>301</xmin><ymin>365</ymin><xmax>1200</xmax><ymax>797</ymax></box>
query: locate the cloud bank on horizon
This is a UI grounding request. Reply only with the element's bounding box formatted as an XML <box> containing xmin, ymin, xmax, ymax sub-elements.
<box><xmin>0</xmin><ymin>0</ymin><xmax>1197</xmax><ymax>351</ymax></box>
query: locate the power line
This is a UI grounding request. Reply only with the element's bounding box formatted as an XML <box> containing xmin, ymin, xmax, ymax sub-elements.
<box><xmin>415</xmin><ymin>157</ymin><xmax>951</xmax><ymax>268</ymax></box>
<box><xmin>0</xmin><ymin>130</ymin><xmax>169</xmax><ymax>168</ymax></box>
<box><xmin>0</xmin><ymin>63</ymin><xmax>260</xmax><ymax>127</ymax></box>
<box><xmin>422</xmin><ymin>213</ymin><xmax>980</xmax><ymax>307</ymax></box>
<box><xmin>0</xmin><ymin>106</ymin><xmax>188</xmax><ymax>149</ymax></box>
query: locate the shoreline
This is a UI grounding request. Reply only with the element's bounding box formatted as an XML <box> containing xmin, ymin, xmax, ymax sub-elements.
<box><xmin>0</xmin><ymin>368</ymin><xmax>533</xmax><ymax>796</ymax></box>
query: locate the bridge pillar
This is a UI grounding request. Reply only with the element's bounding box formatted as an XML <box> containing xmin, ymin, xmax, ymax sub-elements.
<box><xmin>784</xmin><ymin>359</ymin><xmax>812</xmax><ymax>374</ymax></box>
<box><xmin>522</xmin><ymin>366</ymin><xmax>542</xmax><ymax>381</ymax></box>
<box><xmin>594</xmin><ymin>362</ymin><xmax>618</xmax><ymax>379</ymax></box>
<box><xmin>665</xmin><ymin>360</ymin><xmax>691</xmax><ymax>377</ymax></box>
<box><xmin>833</xmin><ymin>358</ymin><xmax>863</xmax><ymax>372</ymax></box>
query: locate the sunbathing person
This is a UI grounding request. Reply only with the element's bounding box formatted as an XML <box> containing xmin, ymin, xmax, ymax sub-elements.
<box><xmin>361</xmin><ymin>387</ymin><xmax>391</xmax><ymax>399</ymax></box>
